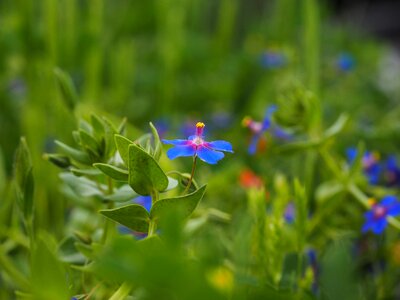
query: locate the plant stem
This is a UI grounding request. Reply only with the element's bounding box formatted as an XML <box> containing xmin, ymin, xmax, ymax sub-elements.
<box><xmin>148</xmin><ymin>220</ymin><xmax>156</xmax><ymax>237</ymax></box>
<box><xmin>102</xmin><ymin>178</ymin><xmax>114</xmax><ymax>244</ymax></box>
<box><xmin>183</xmin><ymin>156</ymin><xmax>197</xmax><ymax>194</ymax></box>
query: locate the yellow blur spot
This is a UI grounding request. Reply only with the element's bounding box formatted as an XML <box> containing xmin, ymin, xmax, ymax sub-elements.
<box><xmin>242</xmin><ymin>116</ymin><xmax>252</xmax><ymax>127</ymax></box>
<box><xmin>367</xmin><ymin>198</ymin><xmax>376</xmax><ymax>207</ymax></box>
<box><xmin>207</xmin><ymin>267</ymin><xmax>233</xmax><ymax>293</ymax></box>
<box><xmin>196</xmin><ymin>122</ymin><xmax>205</xmax><ymax>128</ymax></box>
<box><xmin>372</xmin><ymin>151</ymin><xmax>380</xmax><ymax>161</ymax></box>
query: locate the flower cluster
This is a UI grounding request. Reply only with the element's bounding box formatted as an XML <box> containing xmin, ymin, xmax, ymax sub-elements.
<box><xmin>242</xmin><ymin>105</ymin><xmax>290</xmax><ymax>154</ymax></box>
<box><xmin>362</xmin><ymin>195</ymin><xmax>400</xmax><ymax>234</ymax></box>
<box><xmin>347</xmin><ymin>148</ymin><xmax>400</xmax><ymax>187</ymax></box>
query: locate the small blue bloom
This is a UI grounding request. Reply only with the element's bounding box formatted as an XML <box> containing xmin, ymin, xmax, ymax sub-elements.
<box><xmin>336</xmin><ymin>52</ymin><xmax>355</xmax><ymax>72</ymax></box>
<box><xmin>260</xmin><ymin>50</ymin><xmax>287</xmax><ymax>69</ymax></box>
<box><xmin>162</xmin><ymin>122</ymin><xmax>233</xmax><ymax>164</ymax></box>
<box><xmin>384</xmin><ymin>156</ymin><xmax>400</xmax><ymax>187</ymax></box>
<box><xmin>284</xmin><ymin>202</ymin><xmax>295</xmax><ymax>224</ymax></box>
<box><xmin>133</xmin><ymin>195</ymin><xmax>152</xmax><ymax>212</ymax></box>
<box><xmin>346</xmin><ymin>148</ymin><xmax>381</xmax><ymax>185</ymax></box>
<box><xmin>243</xmin><ymin>105</ymin><xmax>290</xmax><ymax>155</ymax></box>
<box><xmin>362</xmin><ymin>195</ymin><xmax>400</xmax><ymax>234</ymax></box>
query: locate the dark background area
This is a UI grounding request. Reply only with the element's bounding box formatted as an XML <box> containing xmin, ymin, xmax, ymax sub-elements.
<box><xmin>330</xmin><ymin>0</ymin><xmax>400</xmax><ymax>48</ymax></box>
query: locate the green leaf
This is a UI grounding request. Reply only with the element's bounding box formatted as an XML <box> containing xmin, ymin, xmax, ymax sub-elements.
<box><xmin>79</xmin><ymin>130</ymin><xmax>100</xmax><ymax>155</ymax></box>
<box><xmin>43</xmin><ymin>153</ymin><xmax>71</xmax><ymax>169</ymax></box>
<box><xmin>54</xmin><ymin>67</ymin><xmax>78</xmax><ymax>112</ymax></box>
<box><xmin>316</xmin><ymin>180</ymin><xmax>344</xmax><ymax>203</ymax></box>
<box><xmin>55</xmin><ymin>140</ymin><xmax>91</xmax><ymax>165</ymax></box>
<box><xmin>323</xmin><ymin>114</ymin><xmax>349</xmax><ymax>140</ymax></box>
<box><xmin>166</xmin><ymin>176</ymin><xmax>178</xmax><ymax>191</ymax></box>
<box><xmin>149</xmin><ymin>122</ymin><xmax>162</xmax><ymax>161</ymax></box>
<box><xmin>100</xmin><ymin>204</ymin><xmax>150</xmax><ymax>232</ymax></box>
<box><xmin>102</xmin><ymin>117</ymin><xmax>119</xmax><ymax>158</ymax></box>
<box><xmin>70</xmin><ymin>168</ymin><xmax>102</xmax><ymax>176</ymax></box>
<box><xmin>128</xmin><ymin>144</ymin><xmax>168</xmax><ymax>195</ymax></box>
<box><xmin>60</xmin><ymin>173</ymin><xmax>104</xmax><ymax>198</ymax></box>
<box><xmin>93</xmin><ymin>163</ymin><xmax>128</xmax><ymax>181</ymax></box>
<box><xmin>104</xmin><ymin>184</ymin><xmax>137</xmax><ymax>202</ymax></box>
<box><xmin>90</xmin><ymin>114</ymin><xmax>106</xmax><ymax>139</ymax></box>
<box><xmin>13</xmin><ymin>137</ymin><xmax>34</xmax><ymax>221</ymax></box>
<box><xmin>31</xmin><ymin>237</ymin><xmax>70</xmax><ymax>300</ymax></box>
<box><xmin>114</xmin><ymin>134</ymin><xmax>133</xmax><ymax>165</ymax></box>
<box><xmin>150</xmin><ymin>185</ymin><xmax>206</xmax><ymax>221</ymax></box>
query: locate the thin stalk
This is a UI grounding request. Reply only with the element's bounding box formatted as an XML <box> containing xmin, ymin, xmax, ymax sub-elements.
<box><xmin>183</xmin><ymin>156</ymin><xmax>197</xmax><ymax>194</ymax></box>
<box><xmin>148</xmin><ymin>220</ymin><xmax>156</xmax><ymax>237</ymax></box>
<box><xmin>101</xmin><ymin>178</ymin><xmax>114</xmax><ymax>244</ymax></box>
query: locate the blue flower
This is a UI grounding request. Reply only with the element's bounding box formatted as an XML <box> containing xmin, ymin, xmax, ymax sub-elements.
<box><xmin>260</xmin><ymin>49</ymin><xmax>287</xmax><ymax>69</ymax></box>
<box><xmin>284</xmin><ymin>202</ymin><xmax>295</xmax><ymax>224</ymax></box>
<box><xmin>133</xmin><ymin>195</ymin><xmax>152</xmax><ymax>212</ymax></box>
<box><xmin>243</xmin><ymin>105</ymin><xmax>290</xmax><ymax>155</ymax></box>
<box><xmin>336</xmin><ymin>52</ymin><xmax>355</xmax><ymax>72</ymax></box>
<box><xmin>162</xmin><ymin>122</ymin><xmax>233</xmax><ymax>164</ymax></box>
<box><xmin>346</xmin><ymin>148</ymin><xmax>381</xmax><ymax>185</ymax></box>
<box><xmin>362</xmin><ymin>195</ymin><xmax>400</xmax><ymax>234</ymax></box>
<box><xmin>384</xmin><ymin>156</ymin><xmax>400</xmax><ymax>187</ymax></box>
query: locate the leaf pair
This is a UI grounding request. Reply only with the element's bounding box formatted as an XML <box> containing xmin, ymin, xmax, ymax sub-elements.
<box><xmin>100</xmin><ymin>185</ymin><xmax>207</xmax><ymax>233</ymax></box>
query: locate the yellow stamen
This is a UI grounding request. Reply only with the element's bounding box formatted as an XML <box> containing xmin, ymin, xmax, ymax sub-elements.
<box><xmin>196</xmin><ymin>122</ymin><xmax>205</xmax><ymax>128</ymax></box>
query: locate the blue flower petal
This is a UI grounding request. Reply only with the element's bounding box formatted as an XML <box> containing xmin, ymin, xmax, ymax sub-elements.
<box><xmin>388</xmin><ymin>202</ymin><xmax>400</xmax><ymax>216</ymax></box>
<box><xmin>380</xmin><ymin>195</ymin><xmax>398</xmax><ymax>207</ymax></box>
<box><xmin>197</xmin><ymin>146</ymin><xmax>224</xmax><ymax>164</ymax></box>
<box><xmin>248</xmin><ymin>134</ymin><xmax>262</xmax><ymax>155</ymax></box>
<box><xmin>162</xmin><ymin>139</ymin><xmax>190</xmax><ymax>146</ymax></box>
<box><xmin>371</xmin><ymin>218</ymin><xmax>388</xmax><ymax>234</ymax></box>
<box><xmin>133</xmin><ymin>195</ymin><xmax>152</xmax><ymax>212</ymax></box>
<box><xmin>346</xmin><ymin>148</ymin><xmax>357</xmax><ymax>163</ymax></box>
<box><xmin>207</xmin><ymin>140</ymin><xmax>233</xmax><ymax>153</ymax></box>
<box><xmin>166</xmin><ymin>145</ymin><xmax>196</xmax><ymax>159</ymax></box>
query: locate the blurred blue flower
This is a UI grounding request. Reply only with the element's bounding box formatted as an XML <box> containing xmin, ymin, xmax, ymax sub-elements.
<box><xmin>307</xmin><ymin>249</ymin><xmax>319</xmax><ymax>294</ymax></box>
<box><xmin>133</xmin><ymin>195</ymin><xmax>152</xmax><ymax>212</ymax></box>
<box><xmin>154</xmin><ymin>118</ymin><xmax>169</xmax><ymax>139</ymax></box>
<box><xmin>260</xmin><ymin>50</ymin><xmax>287</xmax><ymax>69</ymax></box>
<box><xmin>384</xmin><ymin>156</ymin><xmax>400</xmax><ymax>187</ymax></box>
<box><xmin>346</xmin><ymin>148</ymin><xmax>381</xmax><ymax>185</ymax></box>
<box><xmin>284</xmin><ymin>202</ymin><xmax>295</xmax><ymax>224</ymax></box>
<box><xmin>163</xmin><ymin>122</ymin><xmax>233</xmax><ymax>164</ymax></box>
<box><xmin>336</xmin><ymin>52</ymin><xmax>355</xmax><ymax>72</ymax></box>
<box><xmin>362</xmin><ymin>195</ymin><xmax>400</xmax><ymax>234</ymax></box>
<box><xmin>243</xmin><ymin>105</ymin><xmax>290</xmax><ymax>155</ymax></box>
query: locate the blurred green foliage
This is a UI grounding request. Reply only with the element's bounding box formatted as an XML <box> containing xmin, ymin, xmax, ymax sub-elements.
<box><xmin>1</xmin><ymin>0</ymin><xmax>400</xmax><ymax>299</ymax></box>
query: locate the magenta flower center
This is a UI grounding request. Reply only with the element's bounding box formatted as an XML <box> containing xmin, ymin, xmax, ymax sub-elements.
<box><xmin>372</xmin><ymin>205</ymin><xmax>388</xmax><ymax>219</ymax></box>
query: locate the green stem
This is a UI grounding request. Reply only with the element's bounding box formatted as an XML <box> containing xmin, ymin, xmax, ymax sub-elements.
<box><xmin>148</xmin><ymin>220</ymin><xmax>156</xmax><ymax>237</ymax></box>
<box><xmin>183</xmin><ymin>156</ymin><xmax>197</xmax><ymax>194</ymax></box>
<box><xmin>102</xmin><ymin>178</ymin><xmax>114</xmax><ymax>244</ymax></box>
<box><xmin>109</xmin><ymin>282</ymin><xmax>132</xmax><ymax>300</ymax></box>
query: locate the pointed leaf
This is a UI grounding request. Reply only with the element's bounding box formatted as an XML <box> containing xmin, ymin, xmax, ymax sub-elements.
<box><xmin>114</xmin><ymin>134</ymin><xmax>133</xmax><ymax>165</ymax></box>
<box><xmin>128</xmin><ymin>144</ymin><xmax>168</xmax><ymax>195</ymax></box>
<box><xmin>13</xmin><ymin>137</ymin><xmax>34</xmax><ymax>221</ymax></box>
<box><xmin>93</xmin><ymin>163</ymin><xmax>128</xmax><ymax>181</ymax></box>
<box><xmin>54</xmin><ymin>67</ymin><xmax>78</xmax><ymax>112</ymax></box>
<box><xmin>31</xmin><ymin>237</ymin><xmax>70</xmax><ymax>300</ymax></box>
<box><xmin>55</xmin><ymin>140</ymin><xmax>91</xmax><ymax>165</ymax></box>
<box><xmin>100</xmin><ymin>204</ymin><xmax>150</xmax><ymax>232</ymax></box>
<box><xmin>150</xmin><ymin>185</ymin><xmax>206</xmax><ymax>221</ymax></box>
<box><xmin>79</xmin><ymin>130</ymin><xmax>100</xmax><ymax>155</ymax></box>
<box><xmin>149</xmin><ymin>122</ymin><xmax>162</xmax><ymax>161</ymax></box>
